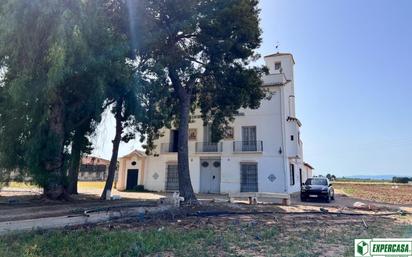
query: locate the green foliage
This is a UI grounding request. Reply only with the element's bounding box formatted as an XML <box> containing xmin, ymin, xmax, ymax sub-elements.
<box><xmin>0</xmin><ymin>221</ymin><xmax>410</xmax><ymax>257</ymax></box>
<box><xmin>125</xmin><ymin>185</ymin><xmax>153</xmax><ymax>192</ymax></box>
<box><xmin>0</xmin><ymin>228</ymin><xmax>216</xmax><ymax>257</ymax></box>
<box><xmin>0</xmin><ymin>0</ymin><xmax>266</xmax><ymax>198</ymax></box>
<box><xmin>131</xmin><ymin>0</ymin><xmax>266</xmax><ymax>150</ymax></box>
<box><xmin>392</xmin><ymin>177</ymin><xmax>411</xmax><ymax>183</ymax></box>
<box><xmin>0</xmin><ymin>168</ymin><xmax>9</xmax><ymax>190</ymax></box>
<box><xmin>0</xmin><ymin>0</ymin><xmax>131</xmax><ymax>190</ymax></box>
<box><xmin>325</xmin><ymin>174</ymin><xmax>336</xmax><ymax>181</ymax></box>
<box><xmin>0</xmin><ymin>0</ymin><xmax>64</xmax><ymax>186</ymax></box>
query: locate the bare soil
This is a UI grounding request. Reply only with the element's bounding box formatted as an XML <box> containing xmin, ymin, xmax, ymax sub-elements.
<box><xmin>334</xmin><ymin>182</ymin><xmax>412</xmax><ymax>205</ymax></box>
<box><xmin>1</xmin><ymin>183</ymin><xmax>411</xmax><ymax>223</ymax></box>
<box><xmin>1</xmin><ymin>186</ymin><xmax>412</xmax><ymax>257</ymax></box>
<box><xmin>0</xmin><ymin>188</ymin><xmax>161</xmax><ymax>222</ymax></box>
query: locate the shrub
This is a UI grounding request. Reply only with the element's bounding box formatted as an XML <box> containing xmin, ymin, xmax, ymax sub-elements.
<box><xmin>392</xmin><ymin>177</ymin><xmax>411</xmax><ymax>183</ymax></box>
<box><xmin>129</xmin><ymin>185</ymin><xmax>153</xmax><ymax>192</ymax></box>
<box><xmin>0</xmin><ymin>169</ymin><xmax>10</xmax><ymax>190</ymax></box>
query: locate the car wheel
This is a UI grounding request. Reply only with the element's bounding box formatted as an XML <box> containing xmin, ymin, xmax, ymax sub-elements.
<box><xmin>301</xmin><ymin>196</ymin><xmax>306</xmax><ymax>202</ymax></box>
<box><xmin>325</xmin><ymin>193</ymin><xmax>331</xmax><ymax>203</ymax></box>
<box><xmin>331</xmin><ymin>192</ymin><xmax>335</xmax><ymax>201</ymax></box>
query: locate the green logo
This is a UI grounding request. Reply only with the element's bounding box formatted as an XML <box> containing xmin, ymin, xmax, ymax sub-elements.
<box><xmin>357</xmin><ymin>241</ymin><xmax>369</xmax><ymax>256</ymax></box>
<box><xmin>355</xmin><ymin>238</ymin><xmax>412</xmax><ymax>256</ymax></box>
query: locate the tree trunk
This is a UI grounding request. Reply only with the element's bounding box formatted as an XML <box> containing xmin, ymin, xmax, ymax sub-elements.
<box><xmin>101</xmin><ymin>100</ymin><xmax>123</xmax><ymax>200</ymax></box>
<box><xmin>43</xmin><ymin>98</ymin><xmax>67</xmax><ymax>200</ymax></box>
<box><xmin>177</xmin><ymin>93</ymin><xmax>198</xmax><ymax>204</ymax></box>
<box><xmin>67</xmin><ymin>129</ymin><xmax>82</xmax><ymax>194</ymax></box>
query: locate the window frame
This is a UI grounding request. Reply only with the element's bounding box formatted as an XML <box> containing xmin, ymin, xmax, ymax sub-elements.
<box><xmin>240</xmin><ymin>162</ymin><xmax>258</xmax><ymax>192</ymax></box>
<box><xmin>165</xmin><ymin>163</ymin><xmax>179</xmax><ymax>191</ymax></box>
<box><xmin>290</xmin><ymin>164</ymin><xmax>295</xmax><ymax>186</ymax></box>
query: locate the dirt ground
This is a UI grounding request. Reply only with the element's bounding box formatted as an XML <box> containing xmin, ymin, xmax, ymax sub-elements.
<box><xmin>1</xmin><ymin>184</ymin><xmax>412</xmax><ymax>257</ymax></box>
<box><xmin>1</xmin><ymin>184</ymin><xmax>411</xmax><ymax>222</ymax></box>
<box><xmin>0</xmin><ymin>187</ymin><xmax>164</xmax><ymax>222</ymax></box>
<box><xmin>2</xmin><ymin>202</ymin><xmax>411</xmax><ymax>257</ymax></box>
<box><xmin>334</xmin><ymin>182</ymin><xmax>412</xmax><ymax>205</ymax></box>
<box><xmin>53</xmin><ymin>202</ymin><xmax>412</xmax><ymax>257</ymax></box>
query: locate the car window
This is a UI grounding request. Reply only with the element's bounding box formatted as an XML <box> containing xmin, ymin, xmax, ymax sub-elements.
<box><xmin>305</xmin><ymin>178</ymin><xmax>327</xmax><ymax>186</ymax></box>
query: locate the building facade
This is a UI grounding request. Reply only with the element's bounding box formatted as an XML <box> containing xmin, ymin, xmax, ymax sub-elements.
<box><xmin>78</xmin><ymin>156</ymin><xmax>110</xmax><ymax>181</ymax></box>
<box><xmin>302</xmin><ymin>162</ymin><xmax>314</xmax><ymax>185</ymax></box>
<box><xmin>116</xmin><ymin>52</ymin><xmax>310</xmax><ymax>195</ymax></box>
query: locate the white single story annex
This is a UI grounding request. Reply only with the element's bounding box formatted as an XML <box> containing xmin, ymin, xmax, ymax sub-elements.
<box><xmin>115</xmin><ymin>52</ymin><xmax>313</xmax><ymax>196</ymax></box>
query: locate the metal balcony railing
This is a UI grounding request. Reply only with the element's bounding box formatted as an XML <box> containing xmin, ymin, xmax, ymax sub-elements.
<box><xmin>195</xmin><ymin>142</ymin><xmax>222</xmax><ymax>153</ymax></box>
<box><xmin>233</xmin><ymin>141</ymin><xmax>263</xmax><ymax>152</ymax></box>
<box><xmin>160</xmin><ymin>143</ymin><xmax>178</xmax><ymax>153</ymax></box>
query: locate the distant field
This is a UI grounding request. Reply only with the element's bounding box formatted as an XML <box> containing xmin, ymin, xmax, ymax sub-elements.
<box><xmin>6</xmin><ymin>181</ymin><xmax>39</xmax><ymax>189</ymax></box>
<box><xmin>334</xmin><ymin>181</ymin><xmax>412</xmax><ymax>205</ymax></box>
<box><xmin>78</xmin><ymin>181</ymin><xmax>105</xmax><ymax>189</ymax></box>
<box><xmin>337</xmin><ymin>178</ymin><xmax>392</xmax><ymax>183</ymax></box>
<box><xmin>334</xmin><ymin>180</ymin><xmax>394</xmax><ymax>185</ymax></box>
<box><xmin>5</xmin><ymin>181</ymin><xmax>106</xmax><ymax>190</ymax></box>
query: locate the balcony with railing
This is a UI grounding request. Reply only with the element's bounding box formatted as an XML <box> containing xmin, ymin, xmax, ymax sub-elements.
<box><xmin>233</xmin><ymin>141</ymin><xmax>263</xmax><ymax>153</ymax></box>
<box><xmin>195</xmin><ymin>142</ymin><xmax>222</xmax><ymax>153</ymax></box>
<box><xmin>160</xmin><ymin>143</ymin><xmax>178</xmax><ymax>153</ymax></box>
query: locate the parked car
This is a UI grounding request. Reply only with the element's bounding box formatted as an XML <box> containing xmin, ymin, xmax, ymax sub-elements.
<box><xmin>301</xmin><ymin>177</ymin><xmax>335</xmax><ymax>203</ymax></box>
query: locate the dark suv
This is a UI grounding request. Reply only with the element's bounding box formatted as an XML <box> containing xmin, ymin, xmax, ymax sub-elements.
<box><xmin>301</xmin><ymin>178</ymin><xmax>335</xmax><ymax>203</ymax></box>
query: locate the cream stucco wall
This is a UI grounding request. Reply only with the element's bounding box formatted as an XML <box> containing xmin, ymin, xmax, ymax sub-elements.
<box><xmin>302</xmin><ymin>165</ymin><xmax>314</xmax><ymax>183</ymax></box>
<box><xmin>119</xmin><ymin>53</ymin><xmax>310</xmax><ymax>196</ymax></box>
<box><xmin>116</xmin><ymin>153</ymin><xmax>146</xmax><ymax>190</ymax></box>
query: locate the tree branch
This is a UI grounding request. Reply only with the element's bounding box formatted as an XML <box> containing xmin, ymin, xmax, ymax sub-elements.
<box><xmin>168</xmin><ymin>68</ymin><xmax>186</xmax><ymax>98</ymax></box>
<box><xmin>102</xmin><ymin>99</ymin><xmax>116</xmax><ymax>110</ymax></box>
<box><xmin>186</xmin><ymin>56</ymin><xmax>206</xmax><ymax>66</ymax></box>
<box><xmin>176</xmin><ymin>33</ymin><xmax>197</xmax><ymax>40</ymax></box>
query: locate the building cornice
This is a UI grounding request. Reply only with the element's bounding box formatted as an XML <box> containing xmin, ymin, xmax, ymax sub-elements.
<box><xmin>263</xmin><ymin>52</ymin><xmax>296</xmax><ymax>64</ymax></box>
<box><xmin>286</xmin><ymin>116</ymin><xmax>302</xmax><ymax>127</ymax></box>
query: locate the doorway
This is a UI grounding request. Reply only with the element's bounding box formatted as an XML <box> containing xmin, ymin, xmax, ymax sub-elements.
<box><xmin>126</xmin><ymin>169</ymin><xmax>139</xmax><ymax>190</ymax></box>
<box><xmin>200</xmin><ymin>159</ymin><xmax>221</xmax><ymax>193</ymax></box>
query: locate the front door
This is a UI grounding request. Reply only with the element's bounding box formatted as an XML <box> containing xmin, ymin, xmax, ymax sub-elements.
<box><xmin>200</xmin><ymin>159</ymin><xmax>221</xmax><ymax>193</ymax></box>
<box><xmin>126</xmin><ymin>169</ymin><xmax>139</xmax><ymax>190</ymax></box>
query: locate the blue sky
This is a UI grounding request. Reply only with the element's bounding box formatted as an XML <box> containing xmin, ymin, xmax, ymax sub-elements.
<box><xmin>93</xmin><ymin>0</ymin><xmax>412</xmax><ymax>177</ymax></box>
<box><xmin>258</xmin><ymin>0</ymin><xmax>412</xmax><ymax>176</ymax></box>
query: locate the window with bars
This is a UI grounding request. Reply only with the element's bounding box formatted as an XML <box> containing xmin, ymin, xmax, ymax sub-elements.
<box><xmin>240</xmin><ymin>163</ymin><xmax>258</xmax><ymax>192</ymax></box>
<box><xmin>165</xmin><ymin>164</ymin><xmax>179</xmax><ymax>191</ymax></box>
<box><xmin>290</xmin><ymin>164</ymin><xmax>295</xmax><ymax>185</ymax></box>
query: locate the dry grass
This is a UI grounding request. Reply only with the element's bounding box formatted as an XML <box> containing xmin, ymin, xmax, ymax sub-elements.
<box><xmin>5</xmin><ymin>181</ymin><xmax>106</xmax><ymax>190</ymax></box>
<box><xmin>77</xmin><ymin>181</ymin><xmax>106</xmax><ymax>189</ymax></box>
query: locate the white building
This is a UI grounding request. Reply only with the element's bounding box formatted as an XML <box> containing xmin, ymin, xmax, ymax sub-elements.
<box><xmin>116</xmin><ymin>52</ymin><xmax>309</xmax><ymax>195</ymax></box>
<box><xmin>302</xmin><ymin>162</ymin><xmax>314</xmax><ymax>184</ymax></box>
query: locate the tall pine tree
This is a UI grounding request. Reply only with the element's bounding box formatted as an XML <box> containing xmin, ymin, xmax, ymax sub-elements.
<box><xmin>131</xmin><ymin>0</ymin><xmax>266</xmax><ymax>203</ymax></box>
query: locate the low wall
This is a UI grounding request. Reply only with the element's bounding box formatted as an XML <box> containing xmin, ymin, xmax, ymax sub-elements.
<box><xmin>0</xmin><ymin>203</ymin><xmax>174</xmax><ymax>235</ymax></box>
